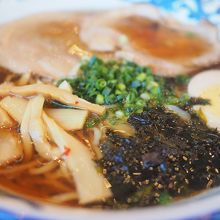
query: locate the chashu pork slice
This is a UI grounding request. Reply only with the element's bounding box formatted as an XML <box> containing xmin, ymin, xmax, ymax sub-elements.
<box><xmin>0</xmin><ymin>12</ymin><xmax>91</xmax><ymax>79</ymax></box>
<box><xmin>80</xmin><ymin>4</ymin><xmax>220</xmax><ymax>76</ymax></box>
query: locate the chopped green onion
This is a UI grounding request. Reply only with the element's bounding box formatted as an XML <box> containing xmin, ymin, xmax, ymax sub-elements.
<box><xmin>115</xmin><ymin>89</ymin><xmax>122</xmax><ymax>95</ymax></box>
<box><xmin>147</xmin><ymin>81</ymin><xmax>159</xmax><ymax>90</ymax></box>
<box><xmin>96</xmin><ymin>94</ymin><xmax>104</xmax><ymax>105</ymax></box>
<box><xmin>136</xmin><ymin>73</ymin><xmax>146</xmax><ymax>81</ymax></box>
<box><xmin>57</xmin><ymin>56</ymin><xmax>190</xmax><ymax>125</ymax></box>
<box><xmin>136</xmin><ymin>99</ymin><xmax>145</xmax><ymax>107</ymax></box>
<box><xmin>102</xmin><ymin>87</ymin><xmax>111</xmax><ymax>96</ymax></box>
<box><xmin>117</xmin><ymin>83</ymin><xmax>126</xmax><ymax>91</ymax></box>
<box><xmin>115</xmin><ymin>110</ymin><xmax>124</xmax><ymax>119</ymax></box>
<box><xmin>96</xmin><ymin>79</ymin><xmax>107</xmax><ymax>89</ymax></box>
<box><xmin>131</xmin><ymin>80</ymin><xmax>141</xmax><ymax>88</ymax></box>
<box><xmin>140</xmin><ymin>92</ymin><xmax>150</xmax><ymax>101</ymax></box>
<box><xmin>159</xmin><ymin>192</ymin><xmax>172</xmax><ymax>205</ymax></box>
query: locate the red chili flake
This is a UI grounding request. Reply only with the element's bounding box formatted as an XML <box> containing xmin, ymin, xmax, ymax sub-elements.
<box><xmin>64</xmin><ymin>146</ymin><xmax>71</xmax><ymax>156</ymax></box>
<box><xmin>75</xmin><ymin>101</ymin><xmax>79</xmax><ymax>105</ymax></box>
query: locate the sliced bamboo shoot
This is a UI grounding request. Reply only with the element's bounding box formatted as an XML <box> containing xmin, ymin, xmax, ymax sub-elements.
<box><xmin>91</xmin><ymin>127</ymin><xmax>103</xmax><ymax>159</ymax></box>
<box><xmin>0</xmin><ymin>83</ymin><xmax>13</xmax><ymax>96</ymax></box>
<box><xmin>43</xmin><ymin>113</ymin><xmax>112</xmax><ymax>204</ymax></box>
<box><xmin>0</xmin><ymin>130</ymin><xmax>23</xmax><ymax>166</ymax></box>
<box><xmin>0</xmin><ymin>96</ymin><xmax>27</xmax><ymax>123</ymax></box>
<box><xmin>0</xmin><ymin>106</ymin><xmax>15</xmax><ymax>128</ymax></box>
<box><xmin>20</xmin><ymin>99</ymin><xmax>33</xmax><ymax>161</ymax></box>
<box><xmin>45</xmin><ymin>108</ymin><xmax>88</xmax><ymax>131</ymax></box>
<box><xmin>16</xmin><ymin>73</ymin><xmax>31</xmax><ymax>86</ymax></box>
<box><xmin>58</xmin><ymin>80</ymin><xmax>73</xmax><ymax>93</ymax></box>
<box><xmin>105</xmin><ymin>121</ymin><xmax>135</xmax><ymax>137</ymax></box>
<box><xmin>28</xmin><ymin>96</ymin><xmax>60</xmax><ymax>160</ymax></box>
<box><xmin>10</xmin><ymin>84</ymin><xmax>105</xmax><ymax>115</ymax></box>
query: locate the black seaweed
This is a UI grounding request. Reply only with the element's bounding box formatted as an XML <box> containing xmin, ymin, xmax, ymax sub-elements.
<box><xmin>99</xmin><ymin>106</ymin><xmax>220</xmax><ymax>208</ymax></box>
<box><xmin>183</xmin><ymin>97</ymin><xmax>210</xmax><ymax>109</ymax></box>
<box><xmin>48</xmin><ymin>101</ymin><xmax>79</xmax><ymax>109</ymax></box>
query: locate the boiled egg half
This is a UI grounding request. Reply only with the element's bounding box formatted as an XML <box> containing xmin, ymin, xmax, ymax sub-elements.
<box><xmin>188</xmin><ymin>70</ymin><xmax>220</xmax><ymax>131</ymax></box>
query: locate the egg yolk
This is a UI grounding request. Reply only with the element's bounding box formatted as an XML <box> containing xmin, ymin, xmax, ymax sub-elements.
<box><xmin>200</xmin><ymin>85</ymin><xmax>220</xmax><ymax>117</ymax></box>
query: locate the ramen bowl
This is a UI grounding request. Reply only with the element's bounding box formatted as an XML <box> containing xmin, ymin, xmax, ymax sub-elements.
<box><xmin>0</xmin><ymin>1</ymin><xmax>220</xmax><ymax>219</ymax></box>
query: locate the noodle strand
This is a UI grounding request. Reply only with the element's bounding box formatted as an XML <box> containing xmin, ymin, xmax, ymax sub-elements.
<box><xmin>49</xmin><ymin>192</ymin><xmax>78</xmax><ymax>203</ymax></box>
<box><xmin>28</xmin><ymin>160</ymin><xmax>58</xmax><ymax>175</ymax></box>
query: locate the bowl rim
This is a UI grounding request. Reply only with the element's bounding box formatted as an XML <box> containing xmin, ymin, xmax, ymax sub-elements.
<box><xmin>1</xmin><ymin>187</ymin><xmax>220</xmax><ymax>220</ymax></box>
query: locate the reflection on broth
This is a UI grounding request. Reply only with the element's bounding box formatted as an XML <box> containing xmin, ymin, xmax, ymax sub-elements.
<box><xmin>36</xmin><ymin>20</ymin><xmax>90</xmax><ymax>58</ymax></box>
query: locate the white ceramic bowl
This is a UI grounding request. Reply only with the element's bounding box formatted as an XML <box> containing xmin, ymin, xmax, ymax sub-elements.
<box><xmin>0</xmin><ymin>1</ymin><xmax>220</xmax><ymax>219</ymax></box>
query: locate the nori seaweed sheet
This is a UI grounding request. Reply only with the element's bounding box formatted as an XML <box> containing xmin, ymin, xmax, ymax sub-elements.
<box><xmin>98</xmin><ymin>106</ymin><xmax>220</xmax><ymax>208</ymax></box>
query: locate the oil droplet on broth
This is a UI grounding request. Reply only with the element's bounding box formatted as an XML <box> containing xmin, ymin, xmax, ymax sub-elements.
<box><xmin>35</xmin><ymin>20</ymin><xmax>90</xmax><ymax>58</ymax></box>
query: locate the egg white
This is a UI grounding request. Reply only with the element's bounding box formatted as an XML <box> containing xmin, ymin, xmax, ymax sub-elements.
<box><xmin>187</xmin><ymin>70</ymin><xmax>220</xmax><ymax>131</ymax></box>
<box><xmin>188</xmin><ymin>70</ymin><xmax>220</xmax><ymax>97</ymax></box>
